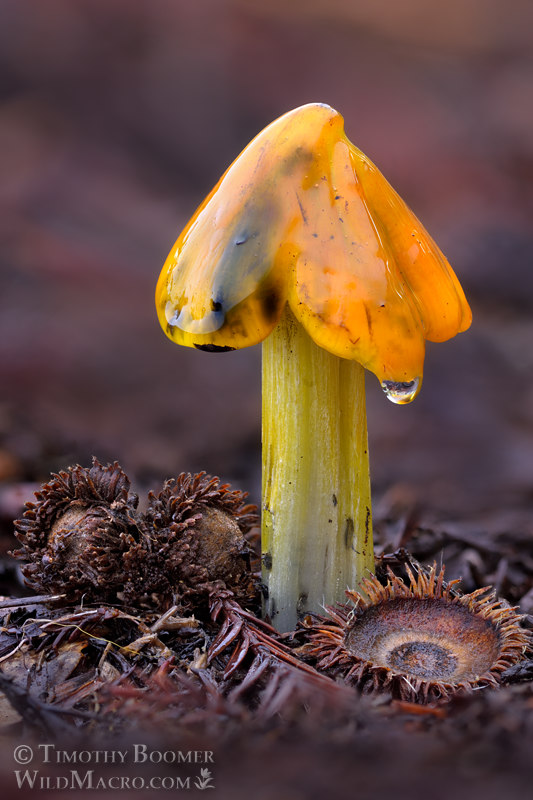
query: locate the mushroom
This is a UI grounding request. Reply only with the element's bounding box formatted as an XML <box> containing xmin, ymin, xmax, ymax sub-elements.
<box><xmin>155</xmin><ymin>103</ymin><xmax>471</xmax><ymax>631</ymax></box>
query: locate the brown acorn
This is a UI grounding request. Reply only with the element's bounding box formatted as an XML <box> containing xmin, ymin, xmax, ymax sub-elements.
<box><xmin>301</xmin><ymin>565</ymin><xmax>530</xmax><ymax>702</ymax></box>
<box><xmin>137</xmin><ymin>472</ymin><xmax>259</xmax><ymax>610</ymax></box>
<box><xmin>13</xmin><ymin>459</ymin><xmax>142</xmax><ymax>601</ymax></box>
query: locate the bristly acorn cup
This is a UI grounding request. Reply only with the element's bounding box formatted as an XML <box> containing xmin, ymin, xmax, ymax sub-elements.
<box><xmin>13</xmin><ymin>459</ymin><xmax>258</xmax><ymax>611</ymax></box>
<box><xmin>301</xmin><ymin>565</ymin><xmax>530</xmax><ymax>702</ymax></box>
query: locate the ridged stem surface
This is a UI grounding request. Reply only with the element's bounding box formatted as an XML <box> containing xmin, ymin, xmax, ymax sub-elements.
<box><xmin>262</xmin><ymin>305</ymin><xmax>373</xmax><ymax>631</ymax></box>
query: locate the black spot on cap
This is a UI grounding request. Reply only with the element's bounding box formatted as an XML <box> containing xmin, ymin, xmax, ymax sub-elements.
<box><xmin>262</xmin><ymin>290</ymin><xmax>281</xmax><ymax>323</ymax></box>
<box><xmin>194</xmin><ymin>343</ymin><xmax>236</xmax><ymax>352</ymax></box>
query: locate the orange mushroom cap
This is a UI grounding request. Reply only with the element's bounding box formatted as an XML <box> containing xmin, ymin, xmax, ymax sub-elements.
<box><xmin>155</xmin><ymin>103</ymin><xmax>471</xmax><ymax>401</ymax></box>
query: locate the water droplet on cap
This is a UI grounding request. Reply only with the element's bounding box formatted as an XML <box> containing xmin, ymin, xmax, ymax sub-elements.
<box><xmin>381</xmin><ymin>377</ymin><xmax>420</xmax><ymax>405</ymax></box>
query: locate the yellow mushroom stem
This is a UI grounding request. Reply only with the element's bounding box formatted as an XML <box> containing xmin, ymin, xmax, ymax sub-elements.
<box><xmin>262</xmin><ymin>306</ymin><xmax>372</xmax><ymax>631</ymax></box>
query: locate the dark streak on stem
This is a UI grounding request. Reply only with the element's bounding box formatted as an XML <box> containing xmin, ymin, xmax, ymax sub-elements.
<box><xmin>364</xmin><ymin>507</ymin><xmax>371</xmax><ymax>546</ymax></box>
<box><xmin>344</xmin><ymin>517</ymin><xmax>354</xmax><ymax>550</ymax></box>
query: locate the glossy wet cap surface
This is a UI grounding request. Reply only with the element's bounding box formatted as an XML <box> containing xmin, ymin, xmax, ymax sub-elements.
<box><xmin>156</xmin><ymin>103</ymin><xmax>471</xmax><ymax>394</ymax></box>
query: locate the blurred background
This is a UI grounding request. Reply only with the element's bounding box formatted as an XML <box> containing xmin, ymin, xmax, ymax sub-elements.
<box><xmin>1</xmin><ymin>0</ymin><xmax>533</xmax><ymax>538</ymax></box>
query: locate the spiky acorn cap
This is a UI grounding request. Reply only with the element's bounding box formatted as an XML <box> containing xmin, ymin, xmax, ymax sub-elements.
<box><xmin>135</xmin><ymin>471</ymin><xmax>259</xmax><ymax>610</ymax></box>
<box><xmin>302</xmin><ymin>565</ymin><xmax>530</xmax><ymax>702</ymax></box>
<box><xmin>13</xmin><ymin>463</ymin><xmax>259</xmax><ymax>612</ymax></box>
<box><xmin>13</xmin><ymin>458</ymin><xmax>141</xmax><ymax>601</ymax></box>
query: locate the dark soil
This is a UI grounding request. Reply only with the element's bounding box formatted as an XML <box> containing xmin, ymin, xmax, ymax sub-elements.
<box><xmin>1</xmin><ymin>2</ymin><xmax>533</xmax><ymax>797</ymax></box>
